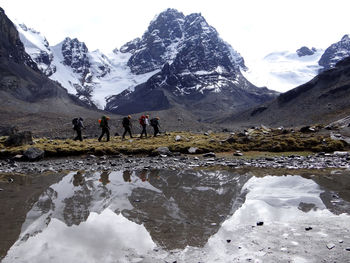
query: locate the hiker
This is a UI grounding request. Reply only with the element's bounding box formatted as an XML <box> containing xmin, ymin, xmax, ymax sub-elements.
<box><xmin>98</xmin><ymin>115</ymin><xmax>110</xmax><ymax>142</ymax></box>
<box><xmin>73</xmin><ymin>171</ymin><xmax>84</xmax><ymax>186</ymax></box>
<box><xmin>72</xmin><ymin>117</ymin><xmax>84</xmax><ymax>141</ymax></box>
<box><xmin>150</xmin><ymin>117</ymin><xmax>160</xmax><ymax>137</ymax></box>
<box><xmin>123</xmin><ymin>170</ymin><xmax>132</xmax><ymax>182</ymax></box>
<box><xmin>99</xmin><ymin>171</ymin><xmax>110</xmax><ymax>185</ymax></box>
<box><xmin>122</xmin><ymin>115</ymin><xmax>133</xmax><ymax>139</ymax></box>
<box><xmin>139</xmin><ymin>115</ymin><xmax>149</xmax><ymax>138</ymax></box>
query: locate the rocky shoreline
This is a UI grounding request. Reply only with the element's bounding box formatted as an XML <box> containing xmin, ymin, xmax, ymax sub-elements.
<box><xmin>1</xmin><ymin>151</ymin><xmax>350</xmax><ymax>175</ymax></box>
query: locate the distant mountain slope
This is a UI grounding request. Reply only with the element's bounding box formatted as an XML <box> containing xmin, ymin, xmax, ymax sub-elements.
<box><xmin>106</xmin><ymin>9</ymin><xmax>278</xmax><ymax>118</ymax></box>
<box><xmin>224</xmin><ymin>56</ymin><xmax>350</xmax><ymax>127</ymax></box>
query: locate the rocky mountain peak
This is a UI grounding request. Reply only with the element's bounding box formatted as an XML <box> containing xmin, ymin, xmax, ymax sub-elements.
<box><xmin>296</xmin><ymin>46</ymin><xmax>316</xmax><ymax>57</ymax></box>
<box><xmin>318</xmin><ymin>34</ymin><xmax>350</xmax><ymax>71</ymax></box>
<box><xmin>124</xmin><ymin>8</ymin><xmax>246</xmax><ymax>75</ymax></box>
<box><xmin>61</xmin><ymin>37</ymin><xmax>90</xmax><ymax>74</ymax></box>
<box><xmin>341</xmin><ymin>34</ymin><xmax>350</xmax><ymax>41</ymax></box>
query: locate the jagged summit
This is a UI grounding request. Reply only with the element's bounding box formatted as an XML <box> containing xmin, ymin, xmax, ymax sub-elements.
<box><xmin>123</xmin><ymin>8</ymin><xmax>247</xmax><ymax>75</ymax></box>
<box><xmin>106</xmin><ymin>8</ymin><xmax>277</xmax><ymax>117</ymax></box>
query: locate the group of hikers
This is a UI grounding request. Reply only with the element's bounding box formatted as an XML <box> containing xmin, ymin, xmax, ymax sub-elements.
<box><xmin>72</xmin><ymin>115</ymin><xmax>161</xmax><ymax>142</ymax></box>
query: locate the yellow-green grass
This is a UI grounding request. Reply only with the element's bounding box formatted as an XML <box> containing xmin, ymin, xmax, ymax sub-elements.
<box><xmin>0</xmin><ymin>130</ymin><xmax>348</xmax><ymax>158</ymax></box>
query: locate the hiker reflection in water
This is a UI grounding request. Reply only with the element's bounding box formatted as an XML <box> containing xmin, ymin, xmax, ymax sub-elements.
<box><xmin>73</xmin><ymin>171</ymin><xmax>84</xmax><ymax>186</ymax></box>
<box><xmin>137</xmin><ymin>169</ymin><xmax>149</xmax><ymax>182</ymax></box>
<box><xmin>123</xmin><ymin>170</ymin><xmax>132</xmax><ymax>182</ymax></box>
<box><xmin>99</xmin><ymin>171</ymin><xmax>110</xmax><ymax>185</ymax></box>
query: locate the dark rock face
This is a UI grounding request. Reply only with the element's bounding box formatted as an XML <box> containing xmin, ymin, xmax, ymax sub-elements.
<box><xmin>107</xmin><ymin>8</ymin><xmax>278</xmax><ymax>118</ymax></box>
<box><xmin>319</xmin><ymin>35</ymin><xmax>350</xmax><ymax>71</ymax></box>
<box><xmin>4</xmin><ymin>131</ymin><xmax>32</xmax><ymax>146</ymax></box>
<box><xmin>23</xmin><ymin>147</ymin><xmax>45</xmax><ymax>161</ymax></box>
<box><xmin>124</xmin><ymin>9</ymin><xmax>247</xmax><ymax>75</ymax></box>
<box><xmin>296</xmin><ymin>46</ymin><xmax>316</xmax><ymax>57</ymax></box>
<box><xmin>0</xmin><ymin>8</ymin><xmax>38</xmax><ymax>72</ymax></box>
<box><xmin>61</xmin><ymin>37</ymin><xmax>90</xmax><ymax>75</ymax></box>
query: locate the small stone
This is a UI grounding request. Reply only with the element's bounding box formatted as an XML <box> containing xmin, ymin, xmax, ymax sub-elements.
<box><xmin>8</xmin><ymin>178</ymin><xmax>14</xmax><ymax>183</ymax></box>
<box><xmin>257</xmin><ymin>221</ymin><xmax>264</xmax><ymax>226</ymax></box>
<box><xmin>203</xmin><ymin>152</ymin><xmax>216</xmax><ymax>158</ymax></box>
<box><xmin>345</xmin><ymin>247</ymin><xmax>350</xmax><ymax>251</ymax></box>
<box><xmin>226</xmin><ymin>239</ymin><xmax>231</xmax><ymax>243</ymax></box>
<box><xmin>305</xmin><ymin>227</ymin><xmax>312</xmax><ymax>231</ymax></box>
<box><xmin>339</xmin><ymin>240</ymin><xmax>344</xmax><ymax>243</ymax></box>
<box><xmin>133</xmin><ymin>199</ymin><xmax>141</xmax><ymax>203</ymax></box>
<box><xmin>326</xmin><ymin>243</ymin><xmax>335</xmax><ymax>250</ymax></box>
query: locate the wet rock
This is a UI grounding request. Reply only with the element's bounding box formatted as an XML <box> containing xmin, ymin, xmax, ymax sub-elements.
<box><xmin>188</xmin><ymin>147</ymin><xmax>198</xmax><ymax>154</ymax></box>
<box><xmin>4</xmin><ymin>131</ymin><xmax>33</xmax><ymax>147</ymax></box>
<box><xmin>234</xmin><ymin>151</ymin><xmax>244</xmax><ymax>156</ymax></box>
<box><xmin>300</xmin><ymin>126</ymin><xmax>315</xmax><ymax>133</ymax></box>
<box><xmin>203</xmin><ymin>152</ymin><xmax>216</xmax><ymax>158</ymax></box>
<box><xmin>326</xmin><ymin>243</ymin><xmax>335</xmax><ymax>250</ymax></box>
<box><xmin>334</xmin><ymin>151</ymin><xmax>349</xmax><ymax>156</ymax></box>
<box><xmin>12</xmin><ymin>154</ymin><xmax>24</xmax><ymax>161</ymax></box>
<box><xmin>153</xmin><ymin>147</ymin><xmax>172</xmax><ymax>157</ymax></box>
<box><xmin>23</xmin><ymin>147</ymin><xmax>45</xmax><ymax>161</ymax></box>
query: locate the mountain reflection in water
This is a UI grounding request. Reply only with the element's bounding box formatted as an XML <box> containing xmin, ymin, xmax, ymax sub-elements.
<box><xmin>3</xmin><ymin>169</ymin><xmax>350</xmax><ymax>263</ymax></box>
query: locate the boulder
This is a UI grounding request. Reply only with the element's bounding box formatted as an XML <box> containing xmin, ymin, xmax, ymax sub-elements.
<box><xmin>188</xmin><ymin>147</ymin><xmax>198</xmax><ymax>154</ymax></box>
<box><xmin>0</xmin><ymin>126</ymin><xmax>18</xmax><ymax>136</ymax></box>
<box><xmin>151</xmin><ymin>146</ymin><xmax>172</xmax><ymax>157</ymax></box>
<box><xmin>203</xmin><ymin>152</ymin><xmax>216</xmax><ymax>158</ymax></box>
<box><xmin>23</xmin><ymin>147</ymin><xmax>45</xmax><ymax>161</ymax></box>
<box><xmin>4</xmin><ymin>131</ymin><xmax>32</xmax><ymax>147</ymax></box>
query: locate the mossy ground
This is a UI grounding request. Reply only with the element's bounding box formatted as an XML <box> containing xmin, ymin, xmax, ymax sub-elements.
<box><xmin>0</xmin><ymin>129</ymin><xmax>348</xmax><ymax>159</ymax></box>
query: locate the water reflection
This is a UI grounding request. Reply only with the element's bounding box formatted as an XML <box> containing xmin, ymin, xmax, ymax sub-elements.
<box><xmin>3</xmin><ymin>169</ymin><xmax>350</xmax><ymax>263</ymax></box>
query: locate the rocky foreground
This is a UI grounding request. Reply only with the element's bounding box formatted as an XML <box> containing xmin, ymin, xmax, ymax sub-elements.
<box><xmin>1</xmin><ymin>150</ymin><xmax>350</xmax><ymax>176</ymax></box>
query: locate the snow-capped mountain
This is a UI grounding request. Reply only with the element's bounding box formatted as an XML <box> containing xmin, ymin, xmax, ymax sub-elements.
<box><xmin>16</xmin><ymin>24</ymin><xmax>157</xmax><ymax>108</ymax></box>
<box><xmin>243</xmin><ymin>47</ymin><xmax>323</xmax><ymax>93</ymax></box>
<box><xmin>17</xmin><ymin>8</ymin><xmax>277</xmax><ymax>117</ymax></box>
<box><xmin>106</xmin><ymin>9</ymin><xmax>278</xmax><ymax>117</ymax></box>
<box><xmin>319</xmin><ymin>34</ymin><xmax>350</xmax><ymax>72</ymax></box>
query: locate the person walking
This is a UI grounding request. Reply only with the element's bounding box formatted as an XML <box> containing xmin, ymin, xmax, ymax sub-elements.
<box><xmin>139</xmin><ymin>115</ymin><xmax>149</xmax><ymax>138</ymax></box>
<box><xmin>98</xmin><ymin>115</ymin><xmax>110</xmax><ymax>142</ymax></box>
<box><xmin>122</xmin><ymin>115</ymin><xmax>133</xmax><ymax>139</ymax></box>
<box><xmin>72</xmin><ymin>117</ymin><xmax>84</xmax><ymax>141</ymax></box>
<box><xmin>150</xmin><ymin>117</ymin><xmax>160</xmax><ymax>137</ymax></box>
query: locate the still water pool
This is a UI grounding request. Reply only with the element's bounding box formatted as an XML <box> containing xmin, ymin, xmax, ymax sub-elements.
<box><xmin>2</xmin><ymin>168</ymin><xmax>350</xmax><ymax>262</ymax></box>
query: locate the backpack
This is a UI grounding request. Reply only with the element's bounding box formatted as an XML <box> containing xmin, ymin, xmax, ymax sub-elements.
<box><xmin>139</xmin><ymin>115</ymin><xmax>145</xmax><ymax>125</ymax></box>
<box><xmin>150</xmin><ymin>118</ymin><xmax>158</xmax><ymax>126</ymax></box>
<box><xmin>72</xmin><ymin>118</ymin><xmax>79</xmax><ymax>126</ymax></box>
<box><xmin>122</xmin><ymin>117</ymin><xmax>129</xmax><ymax>126</ymax></box>
<box><xmin>99</xmin><ymin>117</ymin><xmax>106</xmax><ymax>128</ymax></box>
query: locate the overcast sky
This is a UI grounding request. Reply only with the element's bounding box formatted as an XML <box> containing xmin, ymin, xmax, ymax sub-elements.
<box><xmin>1</xmin><ymin>0</ymin><xmax>350</xmax><ymax>62</ymax></box>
